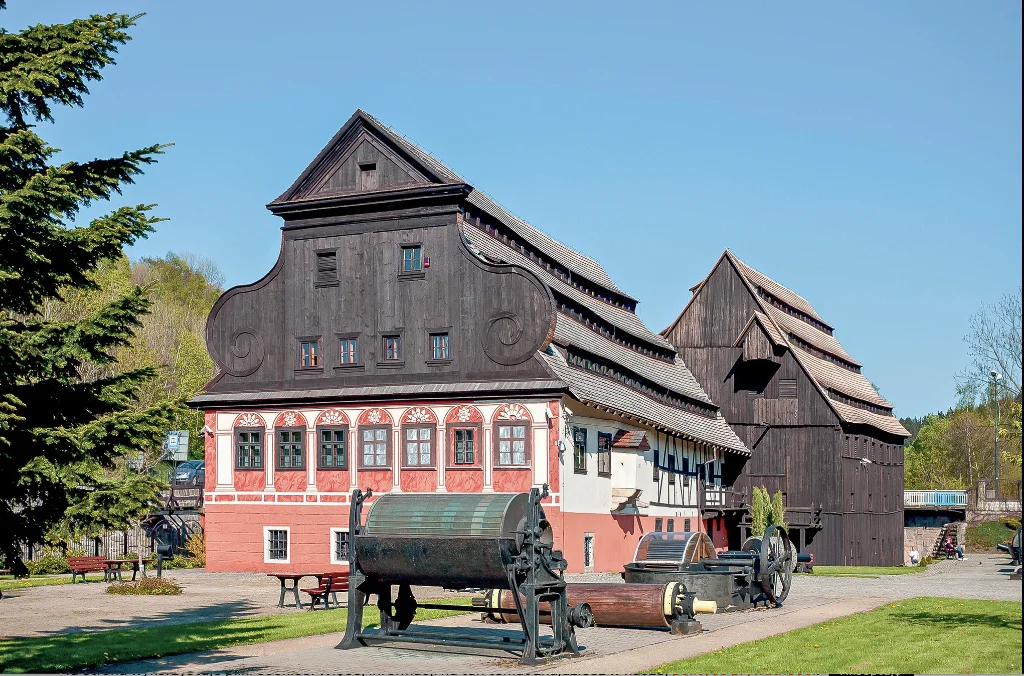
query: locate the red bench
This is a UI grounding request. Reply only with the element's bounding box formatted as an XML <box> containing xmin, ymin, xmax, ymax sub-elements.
<box><xmin>301</xmin><ymin>572</ymin><xmax>349</xmax><ymax>610</ymax></box>
<box><xmin>68</xmin><ymin>556</ymin><xmax>112</xmax><ymax>582</ymax></box>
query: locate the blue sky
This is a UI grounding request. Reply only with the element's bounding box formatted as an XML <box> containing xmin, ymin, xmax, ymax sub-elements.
<box><xmin>4</xmin><ymin>2</ymin><xmax>1021</xmax><ymax>418</ymax></box>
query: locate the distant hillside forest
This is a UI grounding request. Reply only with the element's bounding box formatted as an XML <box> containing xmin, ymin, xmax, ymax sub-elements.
<box><xmin>45</xmin><ymin>253</ymin><xmax>223</xmax><ymax>459</ymax></box>
<box><xmin>900</xmin><ymin>288</ymin><xmax>1022</xmax><ymax>497</ymax></box>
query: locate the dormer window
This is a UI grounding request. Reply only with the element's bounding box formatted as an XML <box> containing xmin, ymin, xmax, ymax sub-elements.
<box><xmin>358</xmin><ymin>162</ymin><xmax>378</xmax><ymax>191</ymax></box>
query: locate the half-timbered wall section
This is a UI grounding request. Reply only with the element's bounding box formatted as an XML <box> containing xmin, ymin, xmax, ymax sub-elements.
<box><xmin>662</xmin><ymin>250</ymin><xmax>909</xmax><ymax>565</ymax></box>
<box><xmin>191</xmin><ymin>110</ymin><xmax>747</xmax><ymax>573</ymax></box>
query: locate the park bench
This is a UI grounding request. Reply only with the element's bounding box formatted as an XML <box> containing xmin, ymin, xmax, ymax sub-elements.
<box><xmin>68</xmin><ymin>556</ymin><xmax>112</xmax><ymax>582</ymax></box>
<box><xmin>301</xmin><ymin>572</ymin><xmax>349</xmax><ymax>610</ymax></box>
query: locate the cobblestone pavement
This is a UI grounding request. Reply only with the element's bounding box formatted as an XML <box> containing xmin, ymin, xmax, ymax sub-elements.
<box><xmin>94</xmin><ymin>555</ymin><xmax>1021</xmax><ymax>675</ymax></box>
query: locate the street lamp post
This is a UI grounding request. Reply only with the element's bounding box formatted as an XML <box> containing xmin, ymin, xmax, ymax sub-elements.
<box><xmin>990</xmin><ymin>371</ymin><xmax>1002</xmax><ymax>498</ymax></box>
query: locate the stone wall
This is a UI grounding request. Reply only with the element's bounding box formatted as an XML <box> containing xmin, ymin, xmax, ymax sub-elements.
<box><xmin>903</xmin><ymin>526</ymin><xmax>944</xmax><ymax>565</ymax></box>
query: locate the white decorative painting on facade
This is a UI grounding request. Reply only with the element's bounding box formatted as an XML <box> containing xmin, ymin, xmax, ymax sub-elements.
<box><xmin>404</xmin><ymin>407</ymin><xmax>433</xmax><ymax>424</ymax></box>
<box><xmin>236</xmin><ymin>412</ymin><xmax>264</xmax><ymax>428</ymax></box>
<box><xmin>280</xmin><ymin>411</ymin><xmax>299</xmax><ymax>427</ymax></box>
<box><xmin>496</xmin><ymin>403</ymin><xmax>529</xmax><ymax>421</ymax></box>
<box><xmin>366</xmin><ymin>409</ymin><xmax>383</xmax><ymax>425</ymax></box>
<box><xmin>318</xmin><ymin>409</ymin><xmax>348</xmax><ymax>426</ymax></box>
<box><xmin>455</xmin><ymin>407</ymin><xmax>474</xmax><ymax>422</ymax></box>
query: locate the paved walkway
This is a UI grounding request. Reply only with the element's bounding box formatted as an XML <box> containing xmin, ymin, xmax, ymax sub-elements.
<box><xmin>94</xmin><ymin>556</ymin><xmax>1021</xmax><ymax>675</ymax></box>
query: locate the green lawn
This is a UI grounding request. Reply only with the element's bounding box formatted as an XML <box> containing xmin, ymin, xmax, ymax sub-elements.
<box><xmin>0</xmin><ymin>574</ymin><xmax>104</xmax><ymax>591</ymax></box>
<box><xmin>644</xmin><ymin>597</ymin><xmax>1022</xmax><ymax>674</ymax></box>
<box><xmin>803</xmin><ymin>564</ymin><xmax>925</xmax><ymax>578</ymax></box>
<box><xmin>966</xmin><ymin>519</ymin><xmax>1018</xmax><ymax>551</ymax></box>
<box><xmin>0</xmin><ymin>599</ymin><xmax>473</xmax><ymax>673</ymax></box>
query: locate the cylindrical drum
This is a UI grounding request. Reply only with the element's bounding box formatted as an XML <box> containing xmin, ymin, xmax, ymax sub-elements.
<box><xmin>487</xmin><ymin>583</ymin><xmax>684</xmax><ymax>628</ymax></box>
<box><xmin>355</xmin><ymin>493</ymin><xmax>534</xmax><ymax>589</ymax></box>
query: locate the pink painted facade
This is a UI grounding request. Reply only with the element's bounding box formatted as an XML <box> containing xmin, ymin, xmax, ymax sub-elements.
<box><xmin>202</xmin><ymin>397</ymin><xmax>712</xmax><ymax>574</ymax></box>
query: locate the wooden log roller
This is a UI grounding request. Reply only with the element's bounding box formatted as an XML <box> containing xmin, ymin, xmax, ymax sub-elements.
<box><xmin>477</xmin><ymin>582</ymin><xmax>716</xmax><ymax>635</ymax></box>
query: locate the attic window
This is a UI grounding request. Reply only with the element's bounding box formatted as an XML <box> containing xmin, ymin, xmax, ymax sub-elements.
<box><xmin>316</xmin><ymin>251</ymin><xmax>338</xmax><ymax>287</ymax></box>
<box><xmin>358</xmin><ymin>162</ymin><xmax>379</xmax><ymax>191</ymax></box>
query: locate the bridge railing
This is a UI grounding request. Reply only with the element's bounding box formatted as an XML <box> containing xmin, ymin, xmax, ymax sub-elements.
<box><xmin>904</xmin><ymin>489</ymin><xmax>968</xmax><ymax>508</ymax></box>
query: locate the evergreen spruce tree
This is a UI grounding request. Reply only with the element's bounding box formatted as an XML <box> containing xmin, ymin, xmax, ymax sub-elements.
<box><xmin>1</xmin><ymin>5</ymin><xmax>175</xmax><ymax>569</ymax></box>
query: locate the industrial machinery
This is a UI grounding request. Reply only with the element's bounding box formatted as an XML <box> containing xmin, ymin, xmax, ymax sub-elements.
<box><xmin>623</xmin><ymin>525</ymin><xmax>803</xmax><ymax>610</ymax></box>
<box><xmin>337</xmin><ymin>486</ymin><xmax>585</xmax><ymax>664</ymax></box>
<box><xmin>479</xmin><ymin>582</ymin><xmax>716</xmax><ymax>634</ymax></box>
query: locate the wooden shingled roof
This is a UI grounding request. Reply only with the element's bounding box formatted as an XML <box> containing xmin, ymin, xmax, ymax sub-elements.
<box><xmin>691</xmin><ymin>250</ymin><xmax>908</xmax><ymax>438</ymax></box>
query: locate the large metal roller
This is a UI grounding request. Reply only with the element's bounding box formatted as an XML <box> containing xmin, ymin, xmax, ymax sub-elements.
<box><xmin>480</xmin><ymin>582</ymin><xmax>716</xmax><ymax>635</ymax></box>
<box><xmin>354</xmin><ymin>492</ymin><xmax>534</xmax><ymax>589</ymax></box>
<box><xmin>337</xmin><ymin>486</ymin><xmax>582</xmax><ymax>664</ymax></box>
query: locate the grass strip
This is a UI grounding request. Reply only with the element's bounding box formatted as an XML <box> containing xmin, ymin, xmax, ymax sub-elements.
<box><xmin>643</xmin><ymin>596</ymin><xmax>1022</xmax><ymax>674</ymax></box>
<box><xmin>0</xmin><ymin>598</ymin><xmax>473</xmax><ymax>673</ymax></box>
<box><xmin>0</xmin><ymin>574</ymin><xmax>104</xmax><ymax>590</ymax></box>
<box><xmin>806</xmin><ymin>564</ymin><xmax>924</xmax><ymax>577</ymax></box>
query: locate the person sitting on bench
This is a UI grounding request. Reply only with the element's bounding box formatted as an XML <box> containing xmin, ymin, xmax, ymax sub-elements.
<box><xmin>944</xmin><ymin>536</ymin><xmax>967</xmax><ymax>561</ymax></box>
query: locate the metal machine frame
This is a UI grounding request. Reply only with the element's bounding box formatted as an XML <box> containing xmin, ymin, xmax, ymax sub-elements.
<box><xmin>338</xmin><ymin>486</ymin><xmax>582</xmax><ymax>664</ymax></box>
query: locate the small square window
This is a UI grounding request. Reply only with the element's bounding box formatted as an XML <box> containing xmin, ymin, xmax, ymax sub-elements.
<box><xmin>299</xmin><ymin>340</ymin><xmax>320</xmax><ymax>368</ymax></box>
<box><xmin>430</xmin><ymin>332</ymin><xmax>450</xmax><ymax>360</ymax></box>
<box><xmin>654</xmin><ymin>518</ymin><xmax>663</xmax><ymax>532</ymax></box>
<box><xmin>667</xmin><ymin>455</ymin><xmax>676</xmax><ymax>485</ymax></box>
<box><xmin>667</xmin><ymin>518</ymin><xmax>675</xmax><ymax>533</ymax></box>
<box><xmin>339</xmin><ymin>337</ymin><xmax>358</xmax><ymax>364</ymax></box>
<box><xmin>265</xmin><ymin>527</ymin><xmax>289</xmax><ymax>563</ymax></box>
<box><xmin>383</xmin><ymin>336</ymin><xmax>401</xmax><ymax>361</ymax></box>
<box><xmin>332</xmin><ymin>529</ymin><xmax>351</xmax><ymax>564</ymax></box>
<box><xmin>402</xmin><ymin>246</ymin><xmax>422</xmax><ymax>272</ymax></box>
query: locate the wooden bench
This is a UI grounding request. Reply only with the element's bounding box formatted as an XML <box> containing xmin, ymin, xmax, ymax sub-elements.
<box><xmin>301</xmin><ymin>572</ymin><xmax>349</xmax><ymax>610</ymax></box>
<box><xmin>68</xmin><ymin>556</ymin><xmax>111</xmax><ymax>582</ymax></box>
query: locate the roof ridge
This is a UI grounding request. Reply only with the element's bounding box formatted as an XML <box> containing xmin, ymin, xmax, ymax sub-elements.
<box><xmin>726</xmin><ymin>250</ymin><xmax>830</xmax><ymax>327</ymax></box>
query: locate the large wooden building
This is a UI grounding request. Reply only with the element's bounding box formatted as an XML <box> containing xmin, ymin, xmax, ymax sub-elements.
<box><xmin>662</xmin><ymin>250</ymin><xmax>909</xmax><ymax>565</ymax></box>
<box><xmin>191</xmin><ymin>111</ymin><xmax>749</xmax><ymax>574</ymax></box>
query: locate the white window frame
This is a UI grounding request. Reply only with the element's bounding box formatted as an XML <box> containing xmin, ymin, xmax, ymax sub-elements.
<box><xmin>330</xmin><ymin>527</ymin><xmax>351</xmax><ymax>565</ymax></box>
<box><xmin>264</xmin><ymin>526</ymin><xmax>291</xmax><ymax>564</ymax></box>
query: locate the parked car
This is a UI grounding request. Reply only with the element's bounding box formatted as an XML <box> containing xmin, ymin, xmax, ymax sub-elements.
<box><xmin>172</xmin><ymin>460</ymin><xmax>205</xmax><ymax>486</ymax></box>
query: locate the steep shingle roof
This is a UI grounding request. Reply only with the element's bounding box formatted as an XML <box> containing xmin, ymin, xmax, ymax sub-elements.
<box><xmin>723</xmin><ymin>251</ymin><xmax>908</xmax><ymax>438</ymax></box>
<box><xmin>462</xmin><ymin>225</ymin><xmax>673</xmax><ymax>351</ymax></box>
<box><xmin>540</xmin><ymin>349</ymin><xmax>749</xmax><ymax>454</ymax></box>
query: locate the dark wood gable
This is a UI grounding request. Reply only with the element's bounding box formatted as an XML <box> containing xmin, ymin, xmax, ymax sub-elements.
<box><xmin>272</xmin><ymin>111</ymin><xmax>446</xmax><ymax>205</ymax></box>
<box><xmin>199</xmin><ymin>112</ymin><xmax>561</xmax><ymax>405</ymax></box>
